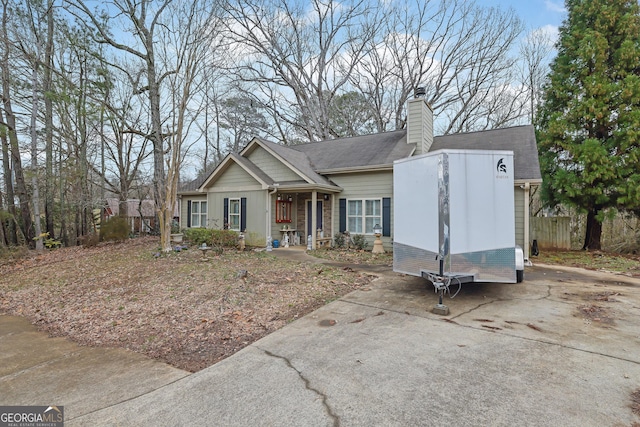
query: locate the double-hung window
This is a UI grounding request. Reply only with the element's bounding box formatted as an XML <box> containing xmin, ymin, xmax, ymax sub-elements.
<box><xmin>191</xmin><ymin>201</ymin><xmax>207</xmax><ymax>227</ymax></box>
<box><xmin>223</xmin><ymin>197</ymin><xmax>246</xmax><ymax>232</ymax></box>
<box><xmin>347</xmin><ymin>199</ymin><xmax>381</xmax><ymax>234</ymax></box>
<box><xmin>228</xmin><ymin>198</ymin><xmax>241</xmax><ymax>231</ymax></box>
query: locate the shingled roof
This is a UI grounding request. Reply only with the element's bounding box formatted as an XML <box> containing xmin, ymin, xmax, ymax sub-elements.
<box><xmin>430</xmin><ymin>125</ymin><xmax>541</xmax><ymax>181</ymax></box>
<box><xmin>180</xmin><ymin>124</ymin><xmax>540</xmax><ymax>194</ymax></box>
<box><xmin>281</xmin><ymin>125</ymin><xmax>540</xmax><ymax>181</ymax></box>
<box><xmin>289</xmin><ymin>130</ymin><xmax>411</xmax><ymax>172</ymax></box>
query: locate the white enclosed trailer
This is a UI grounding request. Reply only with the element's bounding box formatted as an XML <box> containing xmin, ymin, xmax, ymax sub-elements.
<box><xmin>393</xmin><ymin>149</ymin><xmax>524</xmax><ymax>311</ymax></box>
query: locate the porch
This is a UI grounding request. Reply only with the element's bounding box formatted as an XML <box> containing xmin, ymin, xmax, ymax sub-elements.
<box><xmin>272</xmin><ymin>191</ymin><xmax>335</xmax><ymax>249</ymax></box>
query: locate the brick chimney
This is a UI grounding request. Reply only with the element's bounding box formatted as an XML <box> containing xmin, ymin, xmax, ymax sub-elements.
<box><xmin>407</xmin><ymin>87</ymin><xmax>433</xmax><ymax>156</ymax></box>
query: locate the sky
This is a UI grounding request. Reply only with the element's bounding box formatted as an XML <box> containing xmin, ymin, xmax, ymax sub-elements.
<box><xmin>478</xmin><ymin>0</ymin><xmax>567</xmax><ymax>34</ymax></box>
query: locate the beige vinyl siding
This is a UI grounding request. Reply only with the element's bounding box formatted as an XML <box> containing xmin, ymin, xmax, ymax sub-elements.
<box><xmin>329</xmin><ymin>170</ymin><xmax>393</xmax><ymax>249</ymax></box>
<box><xmin>205</xmin><ymin>190</ymin><xmax>267</xmax><ymax>243</ymax></box>
<box><xmin>407</xmin><ymin>98</ymin><xmax>433</xmax><ymax>155</ymax></box>
<box><xmin>180</xmin><ymin>195</ymin><xmax>206</xmax><ymax>229</ymax></box>
<box><xmin>330</xmin><ymin>170</ymin><xmax>393</xmax><ymax>199</ymax></box>
<box><xmin>213</xmin><ymin>162</ymin><xmax>263</xmax><ymax>190</ymax></box>
<box><xmin>248</xmin><ymin>147</ymin><xmax>302</xmax><ymax>182</ymax></box>
<box><xmin>514</xmin><ymin>187</ymin><xmax>525</xmax><ymax>249</ymax></box>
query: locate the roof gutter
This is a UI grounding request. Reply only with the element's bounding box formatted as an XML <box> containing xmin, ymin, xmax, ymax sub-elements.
<box><xmin>316</xmin><ymin>164</ymin><xmax>393</xmax><ymax>175</ymax></box>
<box><xmin>267</xmin><ymin>182</ymin><xmax>342</xmax><ymax>193</ymax></box>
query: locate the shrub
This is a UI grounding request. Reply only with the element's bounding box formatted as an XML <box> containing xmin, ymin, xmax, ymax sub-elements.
<box><xmin>211</xmin><ymin>229</ymin><xmax>238</xmax><ymax>248</ymax></box>
<box><xmin>44</xmin><ymin>236</ymin><xmax>62</xmax><ymax>249</ymax></box>
<box><xmin>79</xmin><ymin>233</ymin><xmax>100</xmax><ymax>247</ymax></box>
<box><xmin>183</xmin><ymin>228</ymin><xmax>211</xmax><ymax>246</ymax></box>
<box><xmin>351</xmin><ymin>234</ymin><xmax>368</xmax><ymax>250</ymax></box>
<box><xmin>333</xmin><ymin>232</ymin><xmax>346</xmax><ymax>249</ymax></box>
<box><xmin>183</xmin><ymin>228</ymin><xmax>239</xmax><ymax>248</ymax></box>
<box><xmin>100</xmin><ymin>217</ymin><xmax>130</xmax><ymax>242</ymax></box>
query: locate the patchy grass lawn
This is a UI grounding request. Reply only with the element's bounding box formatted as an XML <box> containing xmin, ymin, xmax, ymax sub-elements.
<box><xmin>534</xmin><ymin>249</ymin><xmax>640</xmax><ymax>277</ymax></box>
<box><xmin>0</xmin><ymin>237</ymin><xmax>374</xmax><ymax>372</ymax></box>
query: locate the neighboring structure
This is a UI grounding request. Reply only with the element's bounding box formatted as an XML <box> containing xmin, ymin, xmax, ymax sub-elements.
<box><xmin>178</xmin><ymin>96</ymin><xmax>542</xmax><ymax>260</ymax></box>
<box><xmin>104</xmin><ymin>198</ymin><xmax>178</xmax><ymax>234</ymax></box>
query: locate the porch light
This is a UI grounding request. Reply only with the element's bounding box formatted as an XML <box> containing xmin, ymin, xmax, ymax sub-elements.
<box><xmin>372</xmin><ymin>224</ymin><xmax>384</xmax><ymax>254</ymax></box>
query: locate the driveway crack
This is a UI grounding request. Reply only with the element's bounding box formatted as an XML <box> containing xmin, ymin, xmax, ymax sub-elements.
<box><xmin>263</xmin><ymin>349</ymin><xmax>340</xmax><ymax>427</ymax></box>
<box><xmin>450</xmin><ymin>299</ymin><xmax>497</xmax><ymax>320</ymax></box>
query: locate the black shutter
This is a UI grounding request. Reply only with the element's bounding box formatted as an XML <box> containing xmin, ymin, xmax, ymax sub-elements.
<box><xmin>339</xmin><ymin>198</ymin><xmax>346</xmax><ymax>232</ymax></box>
<box><xmin>240</xmin><ymin>197</ymin><xmax>247</xmax><ymax>231</ymax></box>
<box><xmin>382</xmin><ymin>197</ymin><xmax>391</xmax><ymax>237</ymax></box>
<box><xmin>223</xmin><ymin>198</ymin><xmax>229</xmax><ymax>228</ymax></box>
<box><xmin>187</xmin><ymin>200</ymin><xmax>192</xmax><ymax>228</ymax></box>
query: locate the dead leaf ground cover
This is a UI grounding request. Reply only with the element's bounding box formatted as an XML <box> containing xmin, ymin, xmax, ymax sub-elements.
<box><xmin>0</xmin><ymin>237</ymin><xmax>374</xmax><ymax>372</ymax></box>
<box><xmin>308</xmin><ymin>248</ymin><xmax>393</xmax><ymax>266</ymax></box>
<box><xmin>535</xmin><ymin>249</ymin><xmax>640</xmax><ymax>277</ymax></box>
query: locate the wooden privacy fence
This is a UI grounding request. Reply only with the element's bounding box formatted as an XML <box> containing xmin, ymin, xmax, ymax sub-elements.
<box><xmin>530</xmin><ymin>217</ymin><xmax>571</xmax><ymax>250</ymax></box>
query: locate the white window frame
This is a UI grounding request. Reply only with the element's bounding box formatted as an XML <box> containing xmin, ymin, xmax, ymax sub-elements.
<box><xmin>228</xmin><ymin>198</ymin><xmax>241</xmax><ymax>231</ymax></box>
<box><xmin>191</xmin><ymin>200</ymin><xmax>207</xmax><ymax>228</ymax></box>
<box><xmin>347</xmin><ymin>198</ymin><xmax>382</xmax><ymax>235</ymax></box>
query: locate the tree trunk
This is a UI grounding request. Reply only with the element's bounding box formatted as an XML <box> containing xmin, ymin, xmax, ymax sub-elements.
<box><xmin>30</xmin><ymin>63</ymin><xmax>44</xmax><ymax>251</ymax></box>
<box><xmin>76</xmin><ymin>55</ymin><xmax>90</xmax><ymax>238</ymax></box>
<box><xmin>583</xmin><ymin>208</ymin><xmax>602</xmax><ymax>251</ymax></box>
<box><xmin>144</xmin><ymin>42</ymin><xmax>167</xmax><ymax>248</ymax></box>
<box><xmin>0</xmin><ymin>108</ymin><xmax>16</xmax><ymax>245</ymax></box>
<box><xmin>0</xmin><ymin>207</ymin><xmax>6</xmax><ymax>248</ymax></box>
<box><xmin>44</xmin><ymin>0</ymin><xmax>55</xmax><ymax>239</ymax></box>
<box><xmin>1</xmin><ymin>3</ymin><xmax>34</xmax><ymax>246</ymax></box>
<box><xmin>59</xmin><ymin>135</ymin><xmax>69</xmax><ymax>246</ymax></box>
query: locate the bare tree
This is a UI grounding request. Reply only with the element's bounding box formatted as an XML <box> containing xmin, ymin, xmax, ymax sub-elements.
<box><xmin>157</xmin><ymin>0</ymin><xmax>216</xmax><ymax>250</ymax></box>
<box><xmin>21</xmin><ymin>0</ymin><xmax>54</xmax><ymax>250</ymax></box>
<box><xmin>52</xmin><ymin>22</ymin><xmax>106</xmax><ymax>240</ymax></box>
<box><xmin>90</xmin><ymin>72</ymin><xmax>152</xmax><ymax>216</ymax></box>
<box><xmin>223</xmin><ymin>0</ymin><xmax>381</xmax><ymax>143</ymax></box>
<box><xmin>352</xmin><ymin>0</ymin><xmax>525</xmax><ymax>135</ymax></box>
<box><xmin>0</xmin><ymin>107</ymin><xmax>16</xmax><ymax>245</ymax></box>
<box><xmin>0</xmin><ymin>0</ymin><xmax>35</xmax><ymax>245</ymax></box>
<box><xmin>65</xmin><ymin>0</ymin><xmax>221</xmax><ymax>251</ymax></box>
<box><xmin>218</xmin><ymin>96</ymin><xmax>270</xmax><ymax>153</ymax></box>
<box><xmin>518</xmin><ymin>27</ymin><xmax>555</xmax><ymax>125</ymax></box>
<box><xmin>43</xmin><ymin>0</ymin><xmax>55</xmax><ymax>240</ymax></box>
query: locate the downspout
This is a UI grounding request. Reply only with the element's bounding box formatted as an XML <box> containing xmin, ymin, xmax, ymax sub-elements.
<box><xmin>267</xmin><ymin>185</ymin><xmax>279</xmax><ymax>245</ymax></box>
<box><xmin>523</xmin><ymin>182</ymin><xmax>531</xmax><ymax>265</ymax></box>
<box><xmin>312</xmin><ymin>190</ymin><xmax>317</xmax><ymax>249</ymax></box>
<box><xmin>177</xmin><ymin>195</ymin><xmax>182</xmax><ymax>229</ymax></box>
<box><xmin>331</xmin><ymin>193</ymin><xmax>336</xmax><ymax>244</ymax></box>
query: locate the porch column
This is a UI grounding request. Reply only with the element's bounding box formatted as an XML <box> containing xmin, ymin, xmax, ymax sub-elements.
<box><xmin>312</xmin><ymin>190</ymin><xmax>317</xmax><ymax>249</ymax></box>
<box><xmin>266</xmin><ymin>189</ymin><xmax>271</xmax><ymax>246</ymax></box>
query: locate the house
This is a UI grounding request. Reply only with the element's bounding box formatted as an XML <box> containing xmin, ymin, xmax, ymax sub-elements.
<box><xmin>104</xmin><ymin>198</ymin><xmax>179</xmax><ymax>234</ymax></box>
<box><xmin>178</xmin><ymin>95</ymin><xmax>542</xmax><ymax>260</ymax></box>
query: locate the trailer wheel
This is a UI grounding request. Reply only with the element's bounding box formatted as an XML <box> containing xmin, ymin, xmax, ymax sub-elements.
<box><xmin>516</xmin><ymin>269</ymin><xmax>524</xmax><ymax>283</ymax></box>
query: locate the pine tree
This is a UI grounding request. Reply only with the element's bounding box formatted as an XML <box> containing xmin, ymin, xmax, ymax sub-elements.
<box><xmin>537</xmin><ymin>0</ymin><xmax>640</xmax><ymax>250</ymax></box>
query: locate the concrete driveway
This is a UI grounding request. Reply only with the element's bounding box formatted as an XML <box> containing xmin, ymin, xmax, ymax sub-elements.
<box><xmin>3</xmin><ymin>254</ymin><xmax>640</xmax><ymax>426</ymax></box>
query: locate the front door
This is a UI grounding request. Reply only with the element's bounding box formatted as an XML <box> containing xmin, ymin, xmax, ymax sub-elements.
<box><xmin>306</xmin><ymin>200</ymin><xmax>323</xmax><ymax>240</ymax></box>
